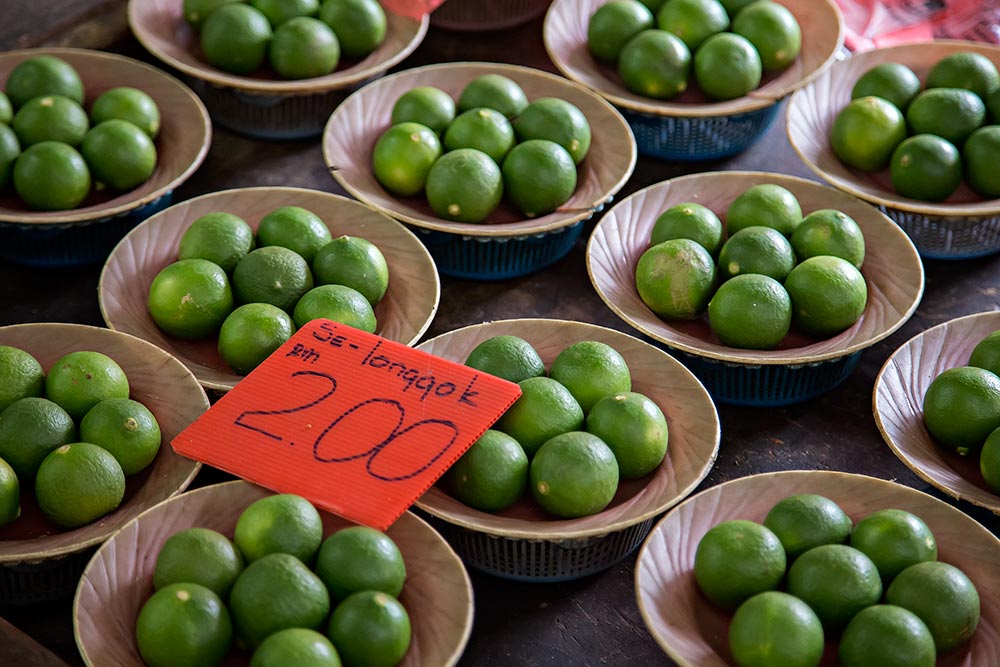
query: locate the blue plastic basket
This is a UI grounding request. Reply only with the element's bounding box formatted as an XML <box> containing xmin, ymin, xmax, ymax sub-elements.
<box><xmin>875</xmin><ymin>205</ymin><xmax>1000</xmax><ymax>260</ymax></box>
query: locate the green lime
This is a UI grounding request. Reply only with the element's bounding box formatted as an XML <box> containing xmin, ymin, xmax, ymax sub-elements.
<box><xmin>922</xmin><ymin>365</ymin><xmax>1000</xmax><ymax>456</ymax></box>
<box><xmin>5</xmin><ymin>55</ymin><xmax>84</xmax><ymax>107</ymax></box>
<box><xmin>970</xmin><ymin>329</ymin><xmax>1000</xmax><ymax>376</ymax></box>
<box><xmin>926</xmin><ymin>51</ymin><xmax>1000</xmax><ymax>100</ymax></box>
<box><xmin>12</xmin><ymin>95</ymin><xmax>88</xmax><ymax>147</ymax></box>
<box><xmin>463</xmin><ymin>334</ymin><xmax>545</xmax><ymax>384</ymax></box>
<box><xmin>0</xmin><ymin>123</ymin><xmax>20</xmax><ymax>190</ymax></box>
<box><xmin>312</xmin><ymin>235</ymin><xmax>389</xmax><ymax>306</ymax></box>
<box><xmin>725</xmin><ymin>183</ymin><xmax>802</xmax><ymax>237</ymax></box>
<box><xmin>218</xmin><ymin>302</ymin><xmax>295</xmax><ymax>375</ymax></box>
<box><xmin>425</xmin><ymin>148</ymin><xmax>503</xmax><ymax>222</ymax></box>
<box><xmin>529</xmin><ymin>431</ymin><xmax>619</xmax><ymax>518</ymax></box>
<box><xmin>964</xmin><ymin>125</ymin><xmax>1000</xmax><ymax>198</ymax></box>
<box><xmin>550</xmin><ymin>340</ymin><xmax>631</xmax><ymax>413</ymax></box>
<box><xmin>787</xmin><ymin>544</ymin><xmax>883</xmax><ymax>631</ymax></box>
<box><xmin>256</xmin><ymin>206</ymin><xmax>332</xmax><ymax>263</ymax></box>
<box><xmin>445</xmin><ymin>429</ymin><xmax>529</xmax><ymax>512</ymax></box>
<box><xmin>694</xmin><ymin>520</ymin><xmax>786</xmax><ymax>610</ymax></box>
<box><xmin>292</xmin><ymin>284</ymin><xmax>376</xmax><ymax>332</ymax></box>
<box><xmin>494</xmin><ymin>376</ymin><xmax>584</xmax><ymax>457</ymax></box>
<box><xmin>708</xmin><ymin>274</ymin><xmax>792</xmax><ymax>350</ymax></box>
<box><xmin>90</xmin><ymin>87</ymin><xmax>161</xmax><ymax>138</ymax></box>
<box><xmin>0</xmin><ymin>457</ymin><xmax>19</xmax><ymax>527</ymax></box>
<box><xmin>785</xmin><ymin>255</ymin><xmax>867</xmax><ymax>338</ymax></box>
<box><xmin>80</xmin><ymin>398</ymin><xmax>160</xmax><ymax>475</ymax></box>
<box><xmin>269</xmin><ymin>17</ymin><xmax>339</xmax><ymax>79</ymax></box>
<box><xmin>650</xmin><ymin>202</ymin><xmax>723</xmax><ymax>256</ymax></box>
<box><xmin>886</xmin><ymin>561</ymin><xmax>980</xmax><ymax>652</ymax></box>
<box><xmin>585</xmin><ymin>391</ymin><xmax>667</xmax><ymax>479</ymax></box>
<box><xmin>318</xmin><ymin>0</ymin><xmax>387</xmax><ymax>59</ymax></box>
<box><xmin>635</xmin><ymin>238</ymin><xmax>717</xmax><ymax>320</ymax></box>
<box><xmin>251</xmin><ymin>0</ymin><xmax>319</xmax><ymax>26</ymax></box>
<box><xmin>850</xmin><ymin>508</ymin><xmax>937</xmax><ymax>584</ymax></box>
<box><xmin>444</xmin><ymin>107</ymin><xmax>515</xmax><ymax>163</ymax></box>
<box><xmin>315</xmin><ymin>526</ymin><xmax>406</xmax><ymax>600</ymax></box>
<box><xmin>81</xmin><ymin>119</ymin><xmax>157</xmax><ymax>191</ymax></box>
<box><xmin>183</xmin><ymin>0</ymin><xmax>245</xmax><ymax>29</ymax></box>
<box><xmin>35</xmin><ymin>442</ymin><xmax>125</xmax><ymax>528</ymax></box>
<box><xmin>728</xmin><ymin>591</ymin><xmax>825</xmax><ymax>667</ymax></box>
<box><xmin>234</xmin><ymin>493</ymin><xmax>324</xmax><ymax>564</ymax></box>
<box><xmin>0</xmin><ymin>398</ymin><xmax>75</xmax><ymax>482</ymax></box>
<box><xmin>136</xmin><ymin>583</ymin><xmax>233</xmax><ymax>667</ymax></box>
<box><xmin>980</xmin><ymin>426</ymin><xmax>1000</xmax><ymax>493</ymax></box>
<box><xmin>371</xmin><ymin>122</ymin><xmax>442</xmax><ymax>196</ymax></box>
<box><xmin>512</xmin><ymin>97</ymin><xmax>592</xmax><ymax>164</ymax></box>
<box><xmin>201</xmin><ymin>4</ymin><xmax>273</xmax><ymax>75</ymax></box>
<box><xmin>45</xmin><ymin>350</ymin><xmax>130</xmax><ymax>421</ymax></box>
<box><xmin>457</xmin><ymin>74</ymin><xmax>529</xmax><ymax>119</ymax></box>
<box><xmin>251</xmin><ymin>628</ymin><xmax>341</xmax><ymax>667</ymax></box>
<box><xmin>890</xmin><ymin>134</ymin><xmax>962</xmax><ymax>202</ymax></box>
<box><xmin>501</xmin><ymin>139</ymin><xmax>577</xmax><ymax>217</ymax></box>
<box><xmin>154</xmin><ymin>527</ymin><xmax>245</xmax><ymax>597</ymax></box>
<box><xmin>790</xmin><ymin>208</ymin><xmax>866</xmax><ymax>267</ymax></box>
<box><xmin>178</xmin><ymin>212</ymin><xmax>255</xmax><ymax>274</ymax></box>
<box><xmin>656</xmin><ymin>0</ymin><xmax>729</xmax><ymax>52</ymax></box>
<box><xmin>232</xmin><ymin>246</ymin><xmax>314</xmax><ymax>312</ymax></box>
<box><xmin>327</xmin><ymin>591</ymin><xmax>410</xmax><ymax>667</ymax></box>
<box><xmin>147</xmin><ymin>258</ymin><xmax>235</xmax><ymax>339</ymax></box>
<box><xmin>851</xmin><ymin>62</ymin><xmax>922</xmax><ymax>111</ymax></box>
<box><xmin>840</xmin><ymin>605</ymin><xmax>936</xmax><ymax>667</ymax></box>
<box><xmin>637</xmin><ymin>0</ymin><xmax>666</xmax><ymax>12</ymax></box>
<box><xmin>0</xmin><ymin>92</ymin><xmax>12</xmax><ymax>124</ymax></box>
<box><xmin>763</xmin><ymin>494</ymin><xmax>852</xmax><ymax>561</ymax></box>
<box><xmin>906</xmin><ymin>88</ymin><xmax>985</xmax><ymax>145</ymax></box>
<box><xmin>720</xmin><ymin>0</ymin><xmax>756</xmax><ymax>14</ymax></box>
<box><xmin>390</xmin><ymin>86</ymin><xmax>455</xmax><ymax>135</ymax></box>
<box><xmin>694</xmin><ymin>32</ymin><xmax>762</xmax><ymax>101</ymax></box>
<box><xmin>587</xmin><ymin>0</ymin><xmax>655</xmax><ymax>63</ymax></box>
<box><xmin>717</xmin><ymin>226</ymin><xmax>796</xmax><ymax>281</ymax></box>
<box><xmin>830</xmin><ymin>96</ymin><xmax>908</xmax><ymax>171</ymax></box>
<box><xmin>989</xmin><ymin>88</ymin><xmax>1000</xmax><ymax>123</ymax></box>
<box><xmin>732</xmin><ymin>1</ymin><xmax>802</xmax><ymax>71</ymax></box>
<box><xmin>13</xmin><ymin>141</ymin><xmax>91</xmax><ymax>211</ymax></box>
<box><xmin>0</xmin><ymin>345</ymin><xmax>44</xmax><ymax>413</ymax></box>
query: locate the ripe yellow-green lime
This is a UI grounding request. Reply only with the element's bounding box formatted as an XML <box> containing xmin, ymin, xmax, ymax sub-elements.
<box><xmin>926</xmin><ymin>51</ymin><xmax>1000</xmax><ymax>100</ymax></box>
<box><xmin>147</xmin><ymin>258</ymin><xmax>235</xmax><ymax>339</ymax></box>
<box><xmin>618</xmin><ymin>29</ymin><xmax>691</xmax><ymax>100</ymax></box>
<box><xmin>251</xmin><ymin>0</ymin><xmax>319</xmax><ymax>26</ymax></box>
<box><xmin>725</xmin><ymin>183</ymin><xmax>802</xmax><ymax>237</ymax></box>
<box><xmin>312</xmin><ymin>235</ymin><xmax>389</xmax><ymax>306</ymax></box>
<box><xmin>425</xmin><ymin>148</ymin><xmax>503</xmax><ymax>223</ymax></box>
<box><xmin>12</xmin><ymin>95</ymin><xmax>88</xmax><ymax>147</ymax></box>
<box><xmin>391</xmin><ymin>86</ymin><xmax>455</xmax><ymax>135</ymax></box>
<box><xmin>787</xmin><ymin>544</ymin><xmax>883</xmax><ymax>631</ymax></box>
<box><xmin>269</xmin><ymin>17</ymin><xmax>340</xmax><ymax>80</ymax></box>
<box><xmin>763</xmin><ymin>493</ymin><xmax>852</xmax><ymax>561</ymax></box>
<box><xmin>35</xmin><ymin>442</ymin><xmax>125</xmax><ymax>528</ymax></box>
<box><xmin>839</xmin><ymin>604</ymin><xmax>936</xmax><ymax>667</ymax></box>
<box><xmin>201</xmin><ymin>4</ymin><xmax>273</xmax><ymax>75</ymax></box>
<box><xmin>906</xmin><ymin>88</ymin><xmax>985</xmax><ymax>146</ymax></box>
<box><xmin>886</xmin><ymin>560</ymin><xmax>980</xmax><ymax>652</ymax></box>
<box><xmin>463</xmin><ymin>334</ymin><xmax>545</xmax><ymax>384</ymax></box>
<box><xmin>444</xmin><ymin>107</ymin><xmax>515</xmax><ymax>163</ymax></box>
<box><xmin>318</xmin><ymin>0</ymin><xmax>387</xmax><ymax>59</ymax></box>
<box><xmin>501</xmin><ymin>139</ymin><xmax>577</xmax><ymax>218</ymax></box>
<box><xmin>694</xmin><ymin>520</ymin><xmax>786</xmax><ymax>610</ymax></box>
<box><xmin>656</xmin><ymin>0</ymin><xmax>728</xmax><ymax>52</ymax></box>
<box><xmin>5</xmin><ymin>55</ymin><xmax>84</xmax><ymax>107</ymax></box>
<box><xmin>980</xmin><ymin>426</ymin><xmax>1000</xmax><ymax>493</ymax></box>
<box><xmin>256</xmin><ymin>206</ymin><xmax>331</xmax><ymax>264</ymax></box>
<box><xmin>0</xmin><ymin>457</ymin><xmax>19</xmax><ymax>527</ymax></box>
<box><xmin>728</xmin><ymin>591</ymin><xmax>825</xmax><ymax>667</ymax></box>
<box><xmin>922</xmin><ymin>365</ymin><xmax>1000</xmax><ymax>456</ymax></box>
<box><xmin>717</xmin><ymin>225</ymin><xmax>796</xmax><ymax>281</ymax></box>
<box><xmin>963</xmin><ymin>125</ymin><xmax>1000</xmax><ymax>198</ymax></box>
<box><xmin>550</xmin><ymin>340</ymin><xmax>631</xmax><ymax>413</ymax></box>
<box><xmin>513</xmin><ymin>97</ymin><xmax>591</xmax><ymax>164</ymax></box>
<box><xmin>13</xmin><ymin>141</ymin><xmax>91</xmax><ymax>211</ymax></box>
<box><xmin>790</xmin><ymin>208</ymin><xmax>866</xmax><ymax>268</ymax></box>
<box><xmin>45</xmin><ymin>350</ymin><xmax>130</xmax><ymax>421</ymax></box>
<box><xmin>81</xmin><ymin>119</ymin><xmax>157</xmax><ymax>191</ymax></box>
<box><xmin>830</xmin><ymin>96</ymin><xmax>907</xmax><ymax>171</ymax></box>
<box><xmin>234</xmin><ymin>493</ymin><xmax>324</xmax><ymax>564</ymax></box>
<box><xmin>0</xmin><ymin>397</ymin><xmax>75</xmax><ymax>481</ymax></box>
<box><xmin>372</xmin><ymin>122</ymin><xmax>442</xmax><ymax>196</ymax></box>
<box><xmin>784</xmin><ymin>255</ymin><xmax>867</xmax><ymax>338</ymax></box>
<box><xmin>891</xmin><ymin>134</ymin><xmax>963</xmax><ymax>203</ymax></box>
<box><xmin>0</xmin><ymin>92</ymin><xmax>11</xmax><ymax>124</ymax></box>
<box><xmin>0</xmin><ymin>345</ymin><xmax>44</xmax><ymax>413</ymax></box>
<box><xmin>80</xmin><ymin>397</ymin><xmax>160</xmax><ymax>475</ymax></box>
<box><xmin>650</xmin><ymin>202</ymin><xmax>724</xmax><ymax>256</ymax></box>
<box><xmin>445</xmin><ymin>429</ymin><xmax>528</xmax><ymax>512</ymax></box>
<box><xmin>136</xmin><ymin>583</ymin><xmax>233</xmax><ymax>667</ymax></box>
<box><xmin>0</xmin><ymin>123</ymin><xmax>20</xmax><ymax>190</ymax></box>
<box><xmin>251</xmin><ymin>628</ymin><xmax>342</xmax><ymax>667</ymax></box>
<box><xmin>90</xmin><ymin>86</ymin><xmax>161</xmax><ymax>138</ymax></box>
<box><xmin>218</xmin><ymin>302</ymin><xmax>295</xmax><ymax>375</ymax></box>
<box><xmin>293</xmin><ymin>284</ymin><xmax>377</xmax><ymax>332</ymax></box>
<box><xmin>457</xmin><ymin>74</ymin><xmax>529</xmax><ymax>119</ymax></box>
<box><xmin>495</xmin><ymin>376</ymin><xmax>584</xmax><ymax>456</ymax></box>
<box><xmin>635</xmin><ymin>238</ymin><xmax>717</xmax><ymax>320</ymax></box>
<box><xmin>315</xmin><ymin>526</ymin><xmax>406</xmax><ymax>600</ymax></box>
<box><xmin>328</xmin><ymin>591</ymin><xmax>411</xmax><ymax>667</ymax></box>
<box><xmin>732</xmin><ymin>1</ymin><xmax>802</xmax><ymax>72</ymax></box>
<box><xmin>694</xmin><ymin>33</ymin><xmax>762</xmax><ymax>101</ymax></box>
<box><xmin>183</xmin><ymin>0</ymin><xmax>244</xmax><ymax>29</ymax></box>
<box><xmin>708</xmin><ymin>274</ymin><xmax>792</xmax><ymax>350</ymax></box>
<box><xmin>587</xmin><ymin>0</ymin><xmax>654</xmax><ymax>63</ymax></box>
<box><xmin>851</xmin><ymin>62</ymin><xmax>922</xmax><ymax>111</ymax></box>
<box><xmin>850</xmin><ymin>508</ymin><xmax>937</xmax><ymax>584</ymax></box>
<box><xmin>529</xmin><ymin>431</ymin><xmax>619</xmax><ymax>518</ymax></box>
<box><xmin>970</xmin><ymin>330</ymin><xmax>1000</xmax><ymax>376</ymax></box>
<box><xmin>178</xmin><ymin>212</ymin><xmax>255</xmax><ymax>274</ymax></box>
<box><xmin>232</xmin><ymin>246</ymin><xmax>314</xmax><ymax>312</ymax></box>
<box><xmin>585</xmin><ymin>391</ymin><xmax>667</xmax><ymax>479</ymax></box>
<box><xmin>154</xmin><ymin>527</ymin><xmax>245</xmax><ymax>597</ymax></box>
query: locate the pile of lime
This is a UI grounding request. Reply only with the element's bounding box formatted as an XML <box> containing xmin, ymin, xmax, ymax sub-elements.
<box><xmin>373</xmin><ymin>73</ymin><xmax>591</xmax><ymax>221</ymax></box>
<box><xmin>0</xmin><ymin>345</ymin><xmax>161</xmax><ymax>530</ymax></box>
<box><xmin>922</xmin><ymin>328</ymin><xmax>1000</xmax><ymax>492</ymax></box>
<box><xmin>587</xmin><ymin>0</ymin><xmax>801</xmax><ymax>101</ymax></box>
<box><xmin>831</xmin><ymin>51</ymin><xmax>1000</xmax><ymax>202</ymax></box>
<box><xmin>0</xmin><ymin>55</ymin><xmax>160</xmax><ymax>211</ymax></box>
<box><xmin>694</xmin><ymin>493</ymin><xmax>980</xmax><ymax>666</ymax></box>
<box><xmin>184</xmin><ymin>0</ymin><xmax>386</xmax><ymax>79</ymax></box>
<box><xmin>135</xmin><ymin>493</ymin><xmax>411</xmax><ymax>667</ymax></box>
<box><xmin>634</xmin><ymin>183</ymin><xmax>868</xmax><ymax>350</ymax></box>
<box><xmin>147</xmin><ymin>206</ymin><xmax>389</xmax><ymax>375</ymax></box>
<box><xmin>444</xmin><ymin>334</ymin><xmax>668</xmax><ymax>519</ymax></box>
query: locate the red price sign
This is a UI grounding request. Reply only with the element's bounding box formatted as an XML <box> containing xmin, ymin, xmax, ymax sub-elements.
<box><xmin>381</xmin><ymin>0</ymin><xmax>448</xmax><ymax>19</ymax></box>
<box><xmin>172</xmin><ymin>320</ymin><xmax>521</xmax><ymax>530</ymax></box>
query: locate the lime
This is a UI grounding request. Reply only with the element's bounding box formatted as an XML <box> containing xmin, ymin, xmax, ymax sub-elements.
<box><xmin>256</xmin><ymin>206</ymin><xmax>332</xmax><ymax>263</ymax></box>
<box><xmin>0</xmin><ymin>123</ymin><xmax>20</xmax><ymax>190</ymax></box>
<box><xmin>232</xmin><ymin>246</ymin><xmax>314</xmax><ymax>312</ymax></box>
<box><xmin>218</xmin><ymin>302</ymin><xmax>295</xmax><ymax>375</ymax></box>
<box><xmin>136</xmin><ymin>583</ymin><xmax>233</xmax><ymax>667</ymax></box>
<box><xmin>445</xmin><ymin>429</ymin><xmax>529</xmax><ymax>512</ymax></box>
<box><xmin>201</xmin><ymin>4</ymin><xmax>273</xmax><ymax>75</ymax></box>
<box><xmin>851</xmin><ymin>62</ymin><xmax>922</xmax><ymax>112</ymax></box>
<box><xmin>45</xmin><ymin>350</ymin><xmax>130</xmax><ymax>421</ymax></box>
<box><xmin>990</xmin><ymin>88</ymin><xmax>1000</xmax><ymax>123</ymax></box>
<box><xmin>0</xmin><ymin>345</ymin><xmax>44</xmax><ymax>413</ymax></box>
<box><xmin>719</xmin><ymin>0</ymin><xmax>756</xmax><ymax>14</ymax></box>
<box><xmin>587</xmin><ymin>0</ymin><xmax>655</xmax><ymax>63</ymax></box>
<box><xmin>906</xmin><ymin>88</ymin><xmax>985</xmax><ymax>146</ymax></box>
<box><xmin>637</xmin><ymin>0</ymin><xmax>666</xmax><ymax>11</ymax></box>
<box><xmin>328</xmin><ymin>591</ymin><xmax>410</xmax><ymax>667</ymax></box>
<box><xmin>0</xmin><ymin>92</ymin><xmax>12</xmax><ymax>124</ymax></box>
<box><xmin>12</xmin><ymin>95</ymin><xmax>88</xmax><ymax>147</ymax></box>
<box><xmin>457</xmin><ymin>74</ymin><xmax>529</xmax><ymax>119</ymax></box>
<box><xmin>728</xmin><ymin>591</ymin><xmax>825</xmax><ymax>667</ymax></box>
<box><xmin>5</xmin><ymin>55</ymin><xmax>84</xmax><ymax>107</ymax></box>
<box><xmin>725</xmin><ymin>183</ymin><xmax>802</xmax><ymax>237</ymax></box>
<box><xmin>494</xmin><ymin>376</ymin><xmax>584</xmax><ymax>457</ymax></box>
<box><xmin>0</xmin><ymin>398</ymin><xmax>75</xmax><ymax>481</ymax></box>
<box><xmin>80</xmin><ymin>398</ymin><xmax>160</xmax><ymax>475</ymax></box>
<box><xmin>585</xmin><ymin>391</ymin><xmax>667</xmax><ymax>479</ymax></box>
<box><xmin>830</xmin><ymin>96</ymin><xmax>908</xmax><ymax>171</ymax></box>
<box><xmin>890</xmin><ymin>134</ymin><xmax>962</xmax><ymax>202</ymax></box>
<box><xmin>251</xmin><ymin>628</ymin><xmax>341</xmax><ymax>667</ymax></box>
<box><xmin>635</xmin><ymin>238</ymin><xmax>717</xmax><ymax>320</ymax></box>
<box><xmin>926</xmin><ymin>51</ymin><xmax>1000</xmax><ymax>100</ymax></box>
<box><xmin>656</xmin><ymin>0</ymin><xmax>729</xmax><ymax>52</ymax></box>
<box><xmin>147</xmin><ymin>259</ymin><xmax>235</xmax><ymax>339</ymax></box>
<box><xmin>35</xmin><ymin>442</ymin><xmax>125</xmax><ymax>528</ymax></box>
<box><xmin>90</xmin><ymin>87</ymin><xmax>161</xmax><ymax>138</ymax></box>
<box><xmin>785</xmin><ymin>255</ymin><xmax>867</xmax><ymax>338</ymax></box>
<box><xmin>650</xmin><ymin>202</ymin><xmax>723</xmax><ymax>256</ymax></box>
<box><xmin>839</xmin><ymin>605</ymin><xmax>936</xmax><ymax>667</ymax></box>
<box><xmin>315</xmin><ymin>526</ymin><xmax>406</xmax><ymax>600</ymax></box>
<box><xmin>371</xmin><ymin>121</ymin><xmax>442</xmax><ymax>196</ymax></box>
<box><xmin>292</xmin><ymin>284</ymin><xmax>377</xmax><ymax>332</ymax></box>
<box><xmin>731</xmin><ymin>1</ymin><xmax>802</xmax><ymax>71</ymax></box>
<box><xmin>549</xmin><ymin>340</ymin><xmax>631</xmax><ymax>413</ymax></box>
<box><xmin>13</xmin><ymin>141</ymin><xmax>90</xmax><ymax>211</ymax></box>
<box><xmin>790</xmin><ymin>208</ymin><xmax>866</xmax><ymax>268</ymax></box>
<box><xmin>318</xmin><ymin>0</ymin><xmax>387</xmax><ymax>59</ymax></box>
<box><xmin>269</xmin><ymin>17</ymin><xmax>339</xmax><ymax>79</ymax></box>
<box><xmin>312</xmin><ymin>235</ymin><xmax>389</xmax><ymax>306</ymax></box>
<box><xmin>425</xmin><ymin>148</ymin><xmax>503</xmax><ymax>222</ymax></box>
<box><xmin>970</xmin><ymin>329</ymin><xmax>1000</xmax><ymax>376</ymax></box>
<box><xmin>178</xmin><ymin>212</ymin><xmax>255</xmax><ymax>274</ymax></box>
<box><xmin>980</xmin><ymin>426</ymin><xmax>1000</xmax><ymax>493</ymax></box>
<box><xmin>787</xmin><ymin>544</ymin><xmax>883</xmax><ymax>631</ymax></box>
<box><xmin>0</xmin><ymin>457</ymin><xmax>19</xmax><ymax>527</ymax></box>
<box><xmin>501</xmin><ymin>139</ymin><xmax>577</xmax><ymax>217</ymax></box>
<box><xmin>708</xmin><ymin>274</ymin><xmax>792</xmax><ymax>350</ymax></box>
<box><xmin>390</xmin><ymin>86</ymin><xmax>455</xmax><ymax>135</ymax></box>
<box><xmin>81</xmin><ymin>119</ymin><xmax>157</xmax><ymax>191</ymax></box>
<box><xmin>444</xmin><ymin>107</ymin><xmax>515</xmax><ymax>163</ymax></box>
<box><xmin>694</xmin><ymin>33</ymin><xmax>762</xmax><ymax>101</ymax></box>
<box><xmin>850</xmin><ymin>508</ymin><xmax>937</xmax><ymax>584</ymax></box>
<box><xmin>964</xmin><ymin>125</ymin><xmax>1000</xmax><ymax>198</ymax></box>
<box><xmin>234</xmin><ymin>493</ymin><xmax>324</xmax><ymax>564</ymax></box>
<box><xmin>463</xmin><ymin>334</ymin><xmax>545</xmax><ymax>384</ymax></box>
<box><xmin>763</xmin><ymin>494</ymin><xmax>852</xmax><ymax>561</ymax></box>
<box><xmin>717</xmin><ymin>225</ymin><xmax>796</xmax><ymax>281</ymax></box>
<box><xmin>183</xmin><ymin>0</ymin><xmax>245</xmax><ymax>29</ymax></box>
<box><xmin>694</xmin><ymin>520</ymin><xmax>786</xmax><ymax>610</ymax></box>
<box><xmin>512</xmin><ymin>97</ymin><xmax>592</xmax><ymax>164</ymax></box>
<box><xmin>620</xmin><ymin>29</ymin><xmax>691</xmax><ymax>100</ymax></box>
<box><xmin>251</xmin><ymin>0</ymin><xmax>319</xmax><ymax>26</ymax></box>
<box><xmin>529</xmin><ymin>431</ymin><xmax>619</xmax><ymax>518</ymax></box>
<box><xmin>154</xmin><ymin>527</ymin><xmax>245</xmax><ymax>597</ymax></box>
<box><xmin>922</xmin><ymin>365</ymin><xmax>1000</xmax><ymax>456</ymax></box>
<box><xmin>886</xmin><ymin>561</ymin><xmax>980</xmax><ymax>652</ymax></box>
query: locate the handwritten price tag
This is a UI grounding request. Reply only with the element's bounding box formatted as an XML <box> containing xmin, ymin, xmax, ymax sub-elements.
<box><xmin>172</xmin><ymin>320</ymin><xmax>521</xmax><ymax>530</ymax></box>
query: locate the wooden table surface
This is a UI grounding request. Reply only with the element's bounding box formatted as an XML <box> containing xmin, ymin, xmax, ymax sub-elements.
<box><xmin>1</xmin><ymin>2</ymin><xmax>999</xmax><ymax>666</ymax></box>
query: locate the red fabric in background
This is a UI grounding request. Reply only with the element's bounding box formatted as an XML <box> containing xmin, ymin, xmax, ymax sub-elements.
<box><xmin>381</xmin><ymin>0</ymin><xmax>447</xmax><ymax>19</ymax></box>
<box><xmin>836</xmin><ymin>0</ymin><xmax>1000</xmax><ymax>50</ymax></box>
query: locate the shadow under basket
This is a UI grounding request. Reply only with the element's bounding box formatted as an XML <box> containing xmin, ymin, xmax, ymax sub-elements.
<box><xmin>0</xmin><ymin>549</ymin><xmax>93</xmax><ymax>605</ymax></box>
<box><xmin>431</xmin><ymin>0</ymin><xmax>551</xmax><ymax>31</ymax></box>
<box><xmin>876</xmin><ymin>205</ymin><xmax>1000</xmax><ymax>260</ymax></box>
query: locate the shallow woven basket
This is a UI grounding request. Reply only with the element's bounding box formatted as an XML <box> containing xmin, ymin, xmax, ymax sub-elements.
<box><xmin>73</xmin><ymin>480</ymin><xmax>473</xmax><ymax>666</ymax></box>
<box><xmin>788</xmin><ymin>40</ymin><xmax>1000</xmax><ymax>260</ymax></box>
<box><xmin>635</xmin><ymin>470</ymin><xmax>1000</xmax><ymax>666</ymax></box>
<box><xmin>414</xmin><ymin>318</ymin><xmax>720</xmax><ymax>582</ymax></box>
<box><xmin>0</xmin><ymin>323</ymin><xmax>206</xmax><ymax>605</ymax></box>
<box><xmin>587</xmin><ymin>170</ymin><xmax>924</xmax><ymax>406</ymax></box>
<box><xmin>544</xmin><ymin>0</ymin><xmax>843</xmax><ymax>161</ymax></box>
<box><xmin>129</xmin><ymin>0</ymin><xmax>428</xmax><ymax>139</ymax></box>
<box><xmin>430</xmin><ymin>0</ymin><xmax>551</xmax><ymax>31</ymax></box>
<box><xmin>98</xmin><ymin>186</ymin><xmax>441</xmax><ymax>393</ymax></box>
<box><xmin>0</xmin><ymin>48</ymin><xmax>210</xmax><ymax>267</ymax></box>
<box><xmin>323</xmin><ymin>61</ymin><xmax>637</xmax><ymax>280</ymax></box>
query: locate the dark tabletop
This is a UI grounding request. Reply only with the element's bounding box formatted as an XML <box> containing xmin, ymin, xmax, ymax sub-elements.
<box><xmin>1</xmin><ymin>3</ymin><xmax>999</xmax><ymax>666</ymax></box>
